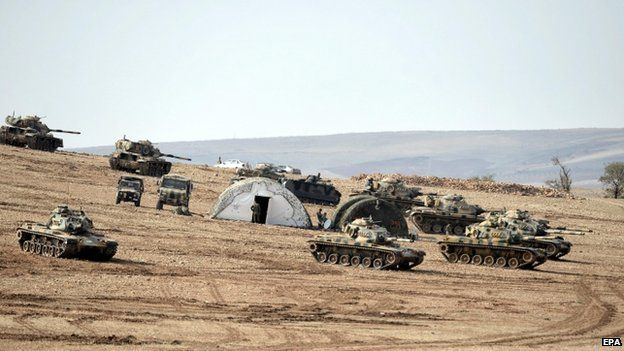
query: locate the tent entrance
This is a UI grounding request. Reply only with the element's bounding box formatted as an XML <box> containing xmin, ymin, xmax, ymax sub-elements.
<box><xmin>254</xmin><ymin>196</ymin><xmax>270</xmax><ymax>224</ymax></box>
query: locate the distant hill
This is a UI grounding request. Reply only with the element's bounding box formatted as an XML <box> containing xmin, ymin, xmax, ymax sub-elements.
<box><xmin>74</xmin><ymin>128</ymin><xmax>624</xmax><ymax>187</ymax></box>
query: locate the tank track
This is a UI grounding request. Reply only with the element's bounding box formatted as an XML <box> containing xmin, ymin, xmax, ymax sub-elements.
<box><xmin>109</xmin><ymin>158</ymin><xmax>171</xmax><ymax>177</ymax></box>
<box><xmin>309</xmin><ymin>241</ymin><xmax>424</xmax><ymax>270</ymax></box>
<box><xmin>17</xmin><ymin>228</ymin><xmax>117</xmax><ymax>261</ymax></box>
<box><xmin>519</xmin><ymin>239</ymin><xmax>571</xmax><ymax>260</ymax></box>
<box><xmin>410</xmin><ymin>212</ymin><xmax>483</xmax><ymax>235</ymax></box>
<box><xmin>438</xmin><ymin>242</ymin><xmax>546</xmax><ymax>269</ymax></box>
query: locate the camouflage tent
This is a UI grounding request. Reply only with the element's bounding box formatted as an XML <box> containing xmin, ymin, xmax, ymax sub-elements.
<box><xmin>210</xmin><ymin>177</ymin><xmax>311</xmax><ymax>228</ymax></box>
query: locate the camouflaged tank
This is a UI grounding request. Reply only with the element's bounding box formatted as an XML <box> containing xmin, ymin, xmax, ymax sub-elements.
<box><xmin>284</xmin><ymin>173</ymin><xmax>341</xmax><ymax>206</ymax></box>
<box><xmin>230</xmin><ymin>165</ymin><xmax>285</xmax><ymax>184</ymax></box>
<box><xmin>308</xmin><ymin>217</ymin><xmax>425</xmax><ymax>270</ymax></box>
<box><xmin>475</xmin><ymin>212</ymin><xmax>572</xmax><ymax>259</ymax></box>
<box><xmin>438</xmin><ymin>218</ymin><xmax>547</xmax><ymax>269</ymax></box>
<box><xmin>351</xmin><ymin>177</ymin><xmax>426</xmax><ymax>212</ymax></box>
<box><xmin>16</xmin><ymin>205</ymin><xmax>118</xmax><ymax>260</ymax></box>
<box><xmin>0</xmin><ymin>114</ymin><xmax>80</xmax><ymax>152</ymax></box>
<box><xmin>409</xmin><ymin>194</ymin><xmax>486</xmax><ymax>235</ymax></box>
<box><xmin>497</xmin><ymin>209</ymin><xmax>591</xmax><ymax>236</ymax></box>
<box><xmin>109</xmin><ymin>137</ymin><xmax>191</xmax><ymax>177</ymax></box>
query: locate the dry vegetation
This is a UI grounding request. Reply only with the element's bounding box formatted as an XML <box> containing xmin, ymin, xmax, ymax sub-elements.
<box><xmin>0</xmin><ymin>144</ymin><xmax>623</xmax><ymax>350</ymax></box>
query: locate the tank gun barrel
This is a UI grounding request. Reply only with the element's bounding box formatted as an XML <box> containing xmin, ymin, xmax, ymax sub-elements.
<box><xmin>49</xmin><ymin>129</ymin><xmax>81</xmax><ymax>134</ymax></box>
<box><xmin>544</xmin><ymin>229</ymin><xmax>587</xmax><ymax>235</ymax></box>
<box><xmin>162</xmin><ymin>154</ymin><xmax>192</xmax><ymax>161</ymax></box>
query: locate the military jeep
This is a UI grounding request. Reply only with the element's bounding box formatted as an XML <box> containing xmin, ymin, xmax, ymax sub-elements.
<box><xmin>156</xmin><ymin>174</ymin><xmax>193</xmax><ymax>210</ymax></box>
<box><xmin>116</xmin><ymin>176</ymin><xmax>144</xmax><ymax>206</ymax></box>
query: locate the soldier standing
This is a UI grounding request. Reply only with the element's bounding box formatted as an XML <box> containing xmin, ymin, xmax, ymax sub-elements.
<box><xmin>365</xmin><ymin>177</ymin><xmax>374</xmax><ymax>190</ymax></box>
<box><xmin>316</xmin><ymin>208</ymin><xmax>324</xmax><ymax>228</ymax></box>
<box><xmin>251</xmin><ymin>201</ymin><xmax>262</xmax><ymax>223</ymax></box>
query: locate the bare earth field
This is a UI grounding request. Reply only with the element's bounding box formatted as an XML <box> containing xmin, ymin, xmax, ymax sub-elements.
<box><xmin>0</xmin><ymin>144</ymin><xmax>623</xmax><ymax>350</ymax></box>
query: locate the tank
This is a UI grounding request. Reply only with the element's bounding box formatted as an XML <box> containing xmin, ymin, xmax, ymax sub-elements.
<box><xmin>409</xmin><ymin>194</ymin><xmax>486</xmax><ymax>235</ymax></box>
<box><xmin>497</xmin><ymin>209</ymin><xmax>591</xmax><ymax>236</ymax></box>
<box><xmin>284</xmin><ymin>173</ymin><xmax>342</xmax><ymax>206</ymax></box>
<box><xmin>16</xmin><ymin>205</ymin><xmax>118</xmax><ymax>260</ymax></box>
<box><xmin>109</xmin><ymin>137</ymin><xmax>191</xmax><ymax>177</ymax></box>
<box><xmin>351</xmin><ymin>177</ymin><xmax>426</xmax><ymax>212</ymax></box>
<box><xmin>438</xmin><ymin>222</ymin><xmax>547</xmax><ymax>269</ymax></box>
<box><xmin>308</xmin><ymin>217</ymin><xmax>426</xmax><ymax>270</ymax></box>
<box><xmin>471</xmin><ymin>212</ymin><xmax>572</xmax><ymax>259</ymax></box>
<box><xmin>0</xmin><ymin>114</ymin><xmax>80</xmax><ymax>152</ymax></box>
<box><xmin>230</xmin><ymin>165</ymin><xmax>284</xmax><ymax>184</ymax></box>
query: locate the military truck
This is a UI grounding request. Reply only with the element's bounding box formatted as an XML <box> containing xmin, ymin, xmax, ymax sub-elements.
<box><xmin>0</xmin><ymin>113</ymin><xmax>80</xmax><ymax>152</ymax></box>
<box><xmin>284</xmin><ymin>173</ymin><xmax>341</xmax><ymax>206</ymax></box>
<box><xmin>409</xmin><ymin>194</ymin><xmax>486</xmax><ymax>235</ymax></box>
<box><xmin>16</xmin><ymin>205</ymin><xmax>117</xmax><ymax>260</ymax></box>
<box><xmin>308</xmin><ymin>217</ymin><xmax>425</xmax><ymax>270</ymax></box>
<box><xmin>156</xmin><ymin>174</ymin><xmax>193</xmax><ymax>211</ymax></box>
<box><xmin>109</xmin><ymin>137</ymin><xmax>191</xmax><ymax>177</ymax></box>
<box><xmin>115</xmin><ymin>176</ymin><xmax>144</xmax><ymax>207</ymax></box>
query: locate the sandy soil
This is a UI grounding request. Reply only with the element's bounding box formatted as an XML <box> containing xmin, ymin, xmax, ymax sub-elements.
<box><xmin>0</xmin><ymin>144</ymin><xmax>623</xmax><ymax>350</ymax></box>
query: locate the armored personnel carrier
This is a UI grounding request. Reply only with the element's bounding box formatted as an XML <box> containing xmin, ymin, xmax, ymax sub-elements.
<box><xmin>471</xmin><ymin>212</ymin><xmax>572</xmax><ymax>259</ymax></box>
<box><xmin>308</xmin><ymin>217</ymin><xmax>425</xmax><ymax>270</ymax></box>
<box><xmin>497</xmin><ymin>209</ymin><xmax>591</xmax><ymax>236</ymax></box>
<box><xmin>157</xmin><ymin>174</ymin><xmax>193</xmax><ymax>211</ymax></box>
<box><xmin>109</xmin><ymin>137</ymin><xmax>191</xmax><ymax>177</ymax></box>
<box><xmin>116</xmin><ymin>176</ymin><xmax>144</xmax><ymax>206</ymax></box>
<box><xmin>0</xmin><ymin>114</ymin><xmax>80</xmax><ymax>152</ymax></box>
<box><xmin>438</xmin><ymin>222</ymin><xmax>547</xmax><ymax>269</ymax></box>
<box><xmin>409</xmin><ymin>194</ymin><xmax>486</xmax><ymax>235</ymax></box>
<box><xmin>16</xmin><ymin>205</ymin><xmax>117</xmax><ymax>260</ymax></box>
<box><xmin>284</xmin><ymin>173</ymin><xmax>342</xmax><ymax>206</ymax></box>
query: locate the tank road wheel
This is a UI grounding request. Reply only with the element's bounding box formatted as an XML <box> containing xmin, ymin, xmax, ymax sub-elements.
<box><xmin>546</xmin><ymin>244</ymin><xmax>557</xmax><ymax>256</ymax></box>
<box><xmin>495</xmin><ymin>257</ymin><xmax>507</xmax><ymax>268</ymax></box>
<box><xmin>432</xmin><ymin>223</ymin><xmax>444</xmax><ymax>234</ymax></box>
<box><xmin>508</xmin><ymin>257</ymin><xmax>520</xmax><ymax>269</ymax></box>
<box><xmin>522</xmin><ymin>251</ymin><xmax>535</xmax><ymax>263</ymax></box>
<box><xmin>309</xmin><ymin>243</ymin><xmax>318</xmax><ymax>253</ymax></box>
<box><xmin>453</xmin><ymin>225</ymin><xmax>465</xmax><ymax>236</ymax></box>
<box><xmin>459</xmin><ymin>254</ymin><xmax>471</xmax><ymax>264</ymax></box>
<box><xmin>22</xmin><ymin>241</ymin><xmax>30</xmax><ymax>252</ymax></box>
<box><xmin>49</xmin><ymin>246</ymin><xmax>57</xmax><ymax>257</ymax></box>
<box><xmin>54</xmin><ymin>244</ymin><xmax>64</xmax><ymax>258</ymax></box>
<box><xmin>447</xmin><ymin>253</ymin><xmax>458</xmax><ymax>263</ymax></box>
<box><xmin>439</xmin><ymin>244</ymin><xmax>448</xmax><ymax>253</ymax></box>
<box><xmin>317</xmin><ymin>252</ymin><xmax>327</xmax><ymax>263</ymax></box>
<box><xmin>350</xmin><ymin>256</ymin><xmax>361</xmax><ymax>267</ymax></box>
<box><xmin>339</xmin><ymin>255</ymin><xmax>351</xmax><ymax>266</ymax></box>
<box><xmin>484</xmin><ymin>256</ymin><xmax>495</xmax><ymax>266</ymax></box>
<box><xmin>373</xmin><ymin>258</ymin><xmax>384</xmax><ymax>269</ymax></box>
<box><xmin>35</xmin><ymin>243</ymin><xmax>42</xmax><ymax>255</ymax></box>
<box><xmin>361</xmin><ymin>257</ymin><xmax>373</xmax><ymax>268</ymax></box>
<box><xmin>385</xmin><ymin>252</ymin><xmax>397</xmax><ymax>265</ymax></box>
<box><xmin>421</xmin><ymin>223</ymin><xmax>432</xmax><ymax>233</ymax></box>
<box><xmin>412</xmin><ymin>214</ymin><xmax>424</xmax><ymax>224</ymax></box>
<box><xmin>28</xmin><ymin>241</ymin><xmax>36</xmax><ymax>253</ymax></box>
<box><xmin>41</xmin><ymin>245</ymin><xmax>48</xmax><ymax>257</ymax></box>
<box><xmin>472</xmin><ymin>255</ymin><xmax>483</xmax><ymax>265</ymax></box>
<box><xmin>328</xmin><ymin>253</ymin><xmax>339</xmax><ymax>264</ymax></box>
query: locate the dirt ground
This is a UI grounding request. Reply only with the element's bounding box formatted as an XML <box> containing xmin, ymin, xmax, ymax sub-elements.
<box><xmin>0</xmin><ymin>144</ymin><xmax>623</xmax><ymax>350</ymax></box>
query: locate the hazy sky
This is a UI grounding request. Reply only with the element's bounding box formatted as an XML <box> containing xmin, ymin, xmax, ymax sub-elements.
<box><xmin>1</xmin><ymin>0</ymin><xmax>622</xmax><ymax>148</ymax></box>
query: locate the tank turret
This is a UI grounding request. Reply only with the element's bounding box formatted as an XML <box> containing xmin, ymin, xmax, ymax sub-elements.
<box><xmin>109</xmin><ymin>137</ymin><xmax>191</xmax><ymax>177</ymax></box>
<box><xmin>16</xmin><ymin>205</ymin><xmax>118</xmax><ymax>260</ymax></box>
<box><xmin>308</xmin><ymin>218</ymin><xmax>425</xmax><ymax>270</ymax></box>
